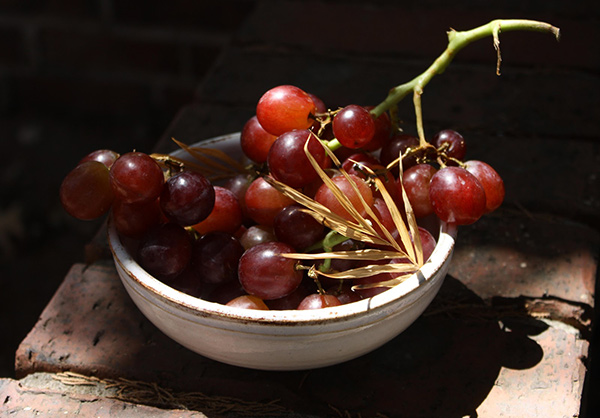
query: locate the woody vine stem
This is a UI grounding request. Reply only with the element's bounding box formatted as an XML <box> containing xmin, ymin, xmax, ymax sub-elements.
<box><xmin>327</xmin><ymin>19</ymin><xmax>561</xmax><ymax>151</ymax></box>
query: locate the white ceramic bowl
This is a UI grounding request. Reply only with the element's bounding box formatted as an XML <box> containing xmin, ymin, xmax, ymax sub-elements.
<box><xmin>108</xmin><ymin>133</ymin><xmax>457</xmax><ymax>371</ymax></box>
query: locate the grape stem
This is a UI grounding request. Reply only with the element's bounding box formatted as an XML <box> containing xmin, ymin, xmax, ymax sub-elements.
<box><xmin>369</xmin><ymin>19</ymin><xmax>560</xmax><ymax>120</ymax></box>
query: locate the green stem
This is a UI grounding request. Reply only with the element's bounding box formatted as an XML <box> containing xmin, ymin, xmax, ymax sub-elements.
<box><xmin>305</xmin><ymin>230</ymin><xmax>350</xmax><ymax>273</ymax></box>
<box><xmin>370</xmin><ymin>19</ymin><xmax>560</xmax><ymax>118</ymax></box>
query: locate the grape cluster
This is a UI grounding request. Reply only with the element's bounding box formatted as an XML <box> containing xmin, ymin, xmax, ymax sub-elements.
<box><xmin>59</xmin><ymin>83</ymin><xmax>504</xmax><ymax>311</ymax></box>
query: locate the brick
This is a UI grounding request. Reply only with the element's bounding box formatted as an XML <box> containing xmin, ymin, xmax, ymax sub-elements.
<box><xmin>112</xmin><ymin>0</ymin><xmax>257</xmax><ymax>32</ymax></box>
<box><xmin>40</xmin><ymin>28</ymin><xmax>181</xmax><ymax>76</ymax></box>
<box><xmin>449</xmin><ymin>211</ymin><xmax>599</xmax><ymax>307</ymax></box>
<box><xmin>0</xmin><ymin>376</ymin><xmax>208</xmax><ymax>417</ymax></box>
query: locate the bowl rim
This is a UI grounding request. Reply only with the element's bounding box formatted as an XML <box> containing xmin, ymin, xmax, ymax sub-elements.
<box><xmin>107</xmin><ymin>133</ymin><xmax>458</xmax><ymax>326</ymax></box>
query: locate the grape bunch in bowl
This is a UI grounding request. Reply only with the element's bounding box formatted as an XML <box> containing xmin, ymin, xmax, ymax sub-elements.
<box><xmin>58</xmin><ymin>20</ymin><xmax>559</xmax><ymax>370</ymax></box>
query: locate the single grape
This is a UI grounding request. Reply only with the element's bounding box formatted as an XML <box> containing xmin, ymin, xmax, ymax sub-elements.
<box><xmin>112</xmin><ymin>198</ymin><xmax>162</xmax><ymax>238</ymax></box>
<box><xmin>329</xmin><ymin>239</ymin><xmax>361</xmax><ymax>274</ymax></box>
<box><xmin>326</xmin><ymin>283</ymin><xmax>363</xmax><ymax>305</ymax></box>
<box><xmin>137</xmin><ymin>223</ymin><xmax>192</xmax><ymax>280</ymax></box>
<box><xmin>60</xmin><ymin>161</ymin><xmax>114</xmax><ymax>220</ymax></box>
<box><xmin>206</xmin><ymin>280</ymin><xmax>246</xmax><ymax>304</ymax></box>
<box><xmin>224</xmin><ymin>173</ymin><xmax>253</xmax><ymax>223</ymax></box>
<box><xmin>314</xmin><ymin>174</ymin><xmax>374</xmax><ymax>222</ymax></box>
<box><xmin>332</xmin><ymin>105</ymin><xmax>375</xmax><ymax>149</ymax></box>
<box><xmin>267</xmin><ymin>129</ymin><xmax>330</xmax><ymax>188</ymax></box>
<box><xmin>79</xmin><ymin>149</ymin><xmax>120</xmax><ymax>168</ymax></box>
<box><xmin>401</xmin><ymin>163</ymin><xmax>437</xmax><ymax>218</ymax></box>
<box><xmin>238</xmin><ymin>241</ymin><xmax>303</xmax><ymax>300</ymax></box>
<box><xmin>240</xmin><ymin>116</ymin><xmax>278</xmax><ymax>164</ymax></box>
<box><xmin>362</xmin><ymin>106</ymin><xmax>392</xmax><ymax>151</ymax></box>
<box><xmin>344</xmin><ymin>160</ymin><xmax>398</xmax><ymax>202</ymax></box>
<box><xmin>429</xmin><ymin>166</ymin><xmax>486</xmax><ymax>225</ymax></box>
<box><xmin>192</xmin><ymin>186</ymin><xmax>242</xmax><ymax>235</ymax></box>
<box><xmin>379</xmin><ymin>133</ymin><xmax>421</xmax><ymax>169</ymax></box>
<box><xmin>297</xmin><ymin>293</ymin><xmax>342</xmax><ymax>310</ymax></box>
<box><xmin>226</xmin><ymin>295</ymin><xmax>269</xmax><ymax>310</ymax></box>
<box><xmin>341</xmin><ymin>152</ymin><xmax>382</xmax><ymax>172</ymax></box>
<box><xmin>266</xmin><ymin>280</ymin><xmax>314</xmax><ymax>310</ymax></box>
<box><xmin>418</xmin><ymin>226</ymin><xmax>437</xmax><ymax>262</ymax></box>
<box><xmin>166</xmin><ymin>266</ymin><xmax>203</xmax><ymax>298</ymax></box>
<box><xmin>192</xmin><ymin>231</ymin><xmax>244</xmax><ymax>285</ymax></box>
<box><xmin>160</xmin><ymin>171</ymin><xmax>215</xmax><ymax>226</ymax></box>
<box><xmin>273</xmin><ymin>204</ymin><xmax>325</xmax><ymax>250</ymax></box>
<box><xmin>370</xmin><ymin>197</ymin><xmax>396</xmax><ymax>239</ymax></box>
<box><xmin>256</xmin><ymin>85</ymin><xmax>316</xmax><ymax>135</ymax></box>
<box><xmin>110</xmin><ymin>152</ymin><xmax>164</xmax><ymax>205</ymax></box>
<box><xmin>432</xmin><ymin>129</ymin><xmax>466</xmax><ymax>162</ymax></box>
<box><xmin>464</xmin><ymin>160</ymin><xmax>505</xmax><ymax>213</ymax></box>
<box><xmin>244</xmin><ymin>176</ymin><xmax>295</xmax><ymax>226</ymax></box>
<box><xmin>308</xmin><ymin>92</ymin><xmax>327</xmax><ymax>131</ymax></box>
<box><xmin>238</xmin><ymin>225</ymin><xmax>277</xmax><ymax>249</ymax></box>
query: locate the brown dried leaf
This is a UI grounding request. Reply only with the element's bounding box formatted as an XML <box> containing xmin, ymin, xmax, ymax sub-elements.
<box><xmin>172</xmin><ymin>137</ymin><xmax>248</xmax><ymax>175</ymax></box>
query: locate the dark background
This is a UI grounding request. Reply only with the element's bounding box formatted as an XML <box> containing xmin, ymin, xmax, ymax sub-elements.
<box><xmin>1</xmin><ymin>0</ymin><xmax>598</xmax><ymax>416</ymax></box>
<box><xmin>0</xmin><ymin>0</ymin><xmax>257</xmax><ymax>378</ymax></box>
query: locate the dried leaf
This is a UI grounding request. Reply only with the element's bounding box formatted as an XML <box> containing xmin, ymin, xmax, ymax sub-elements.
<box><xmin>172</xmin><ymin>137</ymin><xmax>248</xmax><ymax>176</ymax></box>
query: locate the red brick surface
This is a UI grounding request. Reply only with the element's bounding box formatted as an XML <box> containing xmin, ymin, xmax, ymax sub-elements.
<box><xmin>0</xmin><ymin>376</ymin><xmax>208</xmax><ymax>417</ymax></box>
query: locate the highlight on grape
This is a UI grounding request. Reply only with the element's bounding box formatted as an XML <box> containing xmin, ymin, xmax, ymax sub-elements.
<box><xmin>59</xmin><ymin>19</ymin><xmax>560</xmax><ymax>310</ymax></box>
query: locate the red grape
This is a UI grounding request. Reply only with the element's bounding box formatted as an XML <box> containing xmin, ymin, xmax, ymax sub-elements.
<box><xmin>256</xmin><ymin>85</ymin><xmax>316</xmax><ymax>135</ymax></box>
<box><xmin>308</xmin><ymin>93</ymin><xmax>327</xmax><ymax>131</ymax></box>
<box><xmin>326</xmin><ymin>283</ymin><xmax>362</xmax><ymax>305</ymax></box>
<box><xmin>79</xmin><ymin>149</ymin><xmax>120</xmax><ymax>168</ymax></box>
<box><xmin>401</xmin><ymin>164</ymin><xmax>437</xmax><ymax>218</ymax></box>
<box><xmin>273</xmin><ymin>204</ymin><xmax>325</xmax><ymax>250</ymax></box>
<box><xmin>137</xmin><ymin>223</ymin><xmax>192</xmax><ymax>280</ymax></box>
<box><xmin>432</xmin><ymin>129</ymin><xmax>466</xmax><ymax>162</ymax></box>
<box><xmin>206</xmin><ymin>281</ymin><xmax>246</xmax><ymax>304</ymax></box>
<box><xmin>267</xmin><ymin>129</ymin><xmax>330</xmax><ymax>188</ymax></box>
<box><xmin>60</xmin><ymin>161</ymin><xmax>114</xmax><ymax>220</ymax></box>
<box><xmin>192</xmin><ymin>186</ymin><xmax>242</xmax><ymax>235</ymax></box>
<box><xmin>226</xmin><ymin>295</ymin><xmax>269</xmax><ymax>310</ymax></box>
<box><xmin>418</xmin><ymin>226</ymin><xmax>437</xmax><ymax>262</ymax></box>
<box><xmin>238</xmin><ymin>225</ymin><xmax>277</xmax><ymax>249</ymax></box>
<box><xmin>464</xmin><ymin>160</ymin><xmax>505</xmax><ymax>213</ymax></box>
<box><xmin>341</xmin><ymin>152</ymin><xmax>382</xmax><ymax>172</ymax></box>
<box><xmin>160</xmin><ymin>171</ymin><xmax>215</xmax><ymax>226</ymax></box>
<box><xmin>112</xmin><ymin>198</ymin><xmax>162</xmax><ymax>238</ymax></box>
<box><xmin>240</xmin><ymin>116</ymin><xmax>278</xmax><ymax>164</ymax></box>
<box><xmin>238</xmin><ymin>241</ymin><xmax>303</xmax><ymax>300</ymax></box>
<box><xmin>429</xmin><ymin>166</ymin><xmax>486</xmax><ymax>225</ymax></box>
<box><xmin>314</xmin><ymin>174</ymin><xmax>374</xmax><ymax>222</ymax></box>
<box><xmin>332</xmin><ymin>105</ymin><xmax>375</xmax><ymax>149</ymax></box>
<box><xmin>165</xmin><ymin>266</ymin><xmax>203</xmax><ymax>298</ymax></box>
<box><xmin>244</xmin><ymin>176</ymin><xmax>295</xmax><ymax>226</ymax></box>
<box><xmin>110</xmin><ymin>152</ymin><xmax>164</xmax><ymax>205</ymax></box>
<box><xmin>297</xmin><ymin>293</ymin><xmax>342</xmax><ymax>310</ymax></box>
<box><xmin>379</xmin><ymin>133</ymin><xmax>421</xmax><ymax>169</ymax></box>
<box><xmin>266</xmin><ymin>280</ymin><xmax>314</xmax><ymax>310</ymax></box>
<box><xmin>192</xmin><ymin>232</ymin><xmax>244</xmax><ymax>285</ymax></box>
<box><xmin>362</xmin><ymin>106</ymin><xmax>392</xmax><ymax>151</ymax></box>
